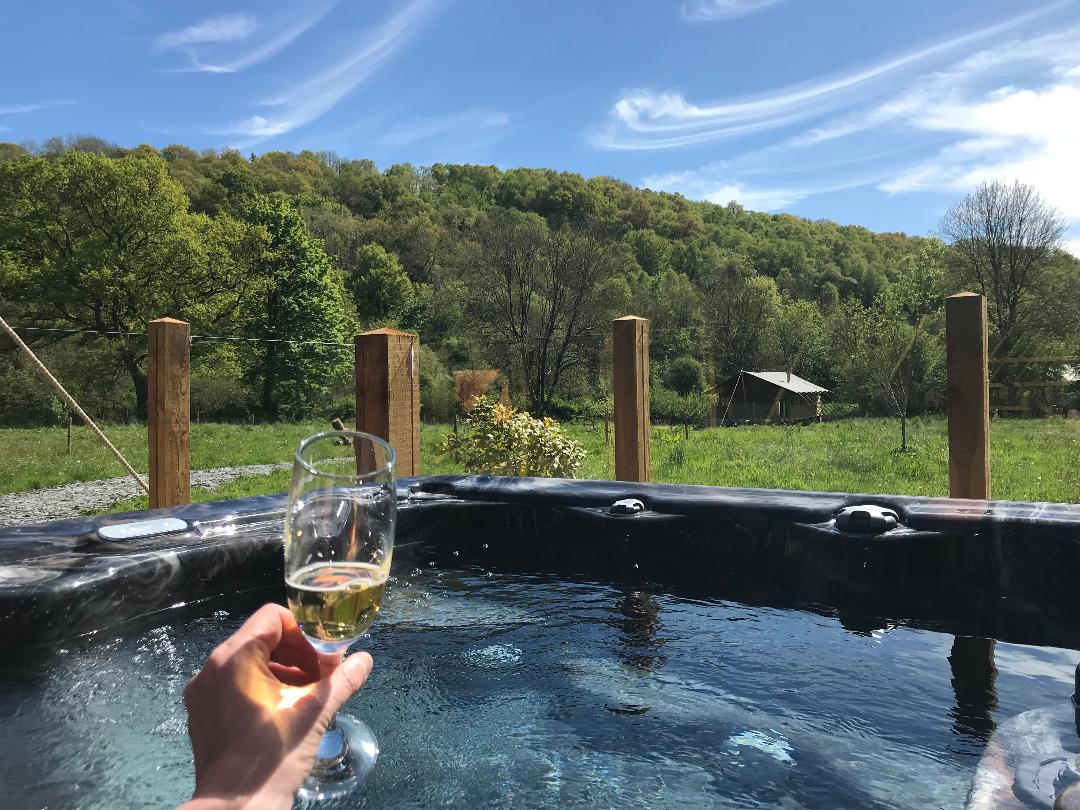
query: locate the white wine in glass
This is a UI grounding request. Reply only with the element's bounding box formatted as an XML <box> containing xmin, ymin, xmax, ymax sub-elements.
<box><xmin>284</xmin><ymin>430</ymin><xmax>396</xmax><ymax>801</ymax></box>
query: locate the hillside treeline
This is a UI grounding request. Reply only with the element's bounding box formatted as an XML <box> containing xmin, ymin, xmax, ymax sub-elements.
<box><xmin>0</xmin><ymin>136</ymin><xmax>1077</xmax><ymax>427</ymax></box>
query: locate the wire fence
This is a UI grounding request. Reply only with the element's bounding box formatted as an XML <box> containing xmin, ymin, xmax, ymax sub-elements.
<box><xmin>0</xmin><ymin>326</ymin><xmax>358</xmax><ymax>426</ymax></box>
<box><xmin>4</xmin><ymin>321</ymin><xmax>1076</xmax><ymax>433</ymax></box>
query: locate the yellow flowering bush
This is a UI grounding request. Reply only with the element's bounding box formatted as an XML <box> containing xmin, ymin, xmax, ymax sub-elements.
<box><xmin>443</xmin><ymin>399</ymin><xmax>585</xmax><ymax>478</ymax></box>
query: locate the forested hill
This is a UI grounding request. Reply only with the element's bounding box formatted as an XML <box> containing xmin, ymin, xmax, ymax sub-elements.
<box><xmin>1</xmin><ymin>138</ymin><xmax>1076</xmax><ymax>425</ymax></box>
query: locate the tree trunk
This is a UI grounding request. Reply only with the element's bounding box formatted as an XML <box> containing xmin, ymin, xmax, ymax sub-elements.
<box><xmin>120</xmin><ymin>350</ymin><xmax>149</xmax><ymax>416</ymax></box>
<box><xmin>261</xmin><ymin>342</ymin><xmax>278</xmax><ymax>418</ymax></box>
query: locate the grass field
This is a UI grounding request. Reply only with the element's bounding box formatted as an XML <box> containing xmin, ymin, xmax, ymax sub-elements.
<box><xmin>0</xmin><ymin>416</ymin><xmax>1076</xmax><ymax>511</ymax></box>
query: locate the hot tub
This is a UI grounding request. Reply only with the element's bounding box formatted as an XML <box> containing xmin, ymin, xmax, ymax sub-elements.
<box><xmin>1</xmin><ymin>477</ymin><xmax>1078</xmax><ymax>808</ymax></box>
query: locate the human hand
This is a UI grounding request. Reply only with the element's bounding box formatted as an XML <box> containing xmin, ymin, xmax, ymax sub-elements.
<box><xmin>177</xmin><ymin>603</ymin><xmax>372</xmax><ymax>810</ymax></box>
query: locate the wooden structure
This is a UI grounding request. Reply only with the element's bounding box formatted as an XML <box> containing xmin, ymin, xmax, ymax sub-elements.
<box><xmin>613</xmin><ymin>316</ymin><xmax>650</xmax><ymax>482</ymax></box>
<box><xmin>946</xmin><ymin>292</ymin><xmax>990</xmax><ymax>500</ymax></box>
<box><xmin>453</xmin><ymin>369</ymin><xmax>509</xmax><ymax>410</ymax></box>
<box><xmin>147</xmin><ymin>317</ymin><xmax>191</xmax><ymax>508</ymax></box>
<box><xmin>987</xmin><ymin>356</ymin><xmax>1079</xmax><ymax>417</ymax></box>
<box><xmin>355</xmin><ymin>329</ymin><xmax>420</xmax><ymax>476</ymax></box>
<box><xmin>720</xmin><ymin>371</ymin><xmax>826</xmax><ymax>425</ymax></box>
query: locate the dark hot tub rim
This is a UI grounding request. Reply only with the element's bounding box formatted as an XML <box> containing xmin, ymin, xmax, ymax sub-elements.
<box><xmin>2</xmin><ymin>473</ymin><xmax>1080</xmax><ymax>547</ymax></box>
<box><xmin>2</xmin><ymin>475</ymin><xmax>1079</xmax><ymax>653</ymax></box>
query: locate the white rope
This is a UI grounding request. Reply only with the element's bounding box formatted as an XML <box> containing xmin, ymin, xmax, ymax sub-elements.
<box><xmin>719</xmin><ymin>370</ymin><xmax>743</xmax><ymax>426</ymax></box>
<box><xmin>0</xmin><ymin>314</ymin><xmax>150</xmax><ymax>495</ymax></box>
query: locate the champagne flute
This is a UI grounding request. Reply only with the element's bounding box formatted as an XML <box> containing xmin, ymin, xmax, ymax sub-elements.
<box><xmin>284</xmin><ymin>430</ymin><xmax>396</xmax><ymax>801</ymax></box>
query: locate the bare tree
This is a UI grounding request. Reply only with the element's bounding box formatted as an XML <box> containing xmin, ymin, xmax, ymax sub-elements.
<box><xmin>464</xmin><ymin>209</ymin><xmax>621</xmax><ymax>414</ymax></box>
<box><xmin>699</xmin><ymin>259</ymin><xmax>781</xmax><ymax>383</ymax></box>
<box><xmin>939</xmin><ymin>180</ymin><xmax>1065</xmax><ymax>349</ymax></box>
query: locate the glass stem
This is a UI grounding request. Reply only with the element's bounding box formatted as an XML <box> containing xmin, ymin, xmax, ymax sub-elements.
<box><xmin>316</xmin><ymin>714</ymin><xmax>350</xmax><ymax>766</ymax></box>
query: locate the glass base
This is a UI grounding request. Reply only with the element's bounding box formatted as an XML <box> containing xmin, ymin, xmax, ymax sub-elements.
<box><xmin>297</xmin><ymin>713</ymin><xmax>379</xmax><ymax>801</ymax></box>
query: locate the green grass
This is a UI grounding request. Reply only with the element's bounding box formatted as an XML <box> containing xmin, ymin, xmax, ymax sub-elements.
<box><xmin>0</xmin><ymin>421</ymin><xmax>332</xmax><ymax>495</ymax></box>
<box><xmin>1</xmin><ymin>417</ymin><xmax>1077</xmax><ymax>513</ymax></box>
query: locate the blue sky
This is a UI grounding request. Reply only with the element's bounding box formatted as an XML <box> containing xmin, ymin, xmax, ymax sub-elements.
<box><xmin>2</xmin><ymin>0</ymin><xmax>1079</xmax><ymax>253</ymax></box>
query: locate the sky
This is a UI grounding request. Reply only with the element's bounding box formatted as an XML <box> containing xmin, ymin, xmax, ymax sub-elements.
<box><xmin>2</xmin><ymin>0</ymin><xmax>1079</xmax><ymax>254</ymax></box>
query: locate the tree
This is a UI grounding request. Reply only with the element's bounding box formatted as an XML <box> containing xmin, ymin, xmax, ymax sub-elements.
<box><xmin>832</xmin><ymin>246</ymin><xmax>947</xmax><ymax>452</ymax></box>
<box><xmin>699</xmin><ymin>257</ymin><xmax>781</xmax><ymax>383</ymax></box>
<box><xmin>651</xmin><ymin>384</ymin><xmax>718</xmax><ymax>439</ymax></box>
<box><xmin>0</xmin><ymin>147</ymin><xmax>260</xmax><ymax>411</ymax></box>
<box><xmin>664</xmin><ymin>356</ymin><xmax>706</xmax><ymax>396</ymax></box>
<box><xmin>462</xmin><ymin>208</ymin><xmax>623</xmax><ymax>414</ymax></box>
<box><xmin>939</xmin><ymin>180</ymin><xmax>1066</xmax><ymax>350</ymax></box>
<box><xmin>347</xmin><ymin>243</ymin><xmax>415</xmax><ymax>327</ymax></box>
<box><xmin>241</xmin><ymin>194</ymin><xmax>353</xmax><ymax>418</ymax></box>
<box><xmin>766</xmin><ymin>299</ymin><xmax>832</xmax><ymax>388</ymax></box>
<box><xmin>624</xmin><ymin>228</ymin><xmax>672</xmax><ymax>276</ymax></box>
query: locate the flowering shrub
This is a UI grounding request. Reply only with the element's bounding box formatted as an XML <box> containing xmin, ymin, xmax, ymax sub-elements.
<box><xmin>443</xmin><ymin>399</ymin><xmax>585</xmax><ymax>478</ymax></box>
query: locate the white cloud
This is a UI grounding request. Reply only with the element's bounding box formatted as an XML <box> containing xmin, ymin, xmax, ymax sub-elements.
<box><xmin>798</xmin><ymin>25</ymin><xmax>1080</xmax><ymax>147</ymax></box>
<box><xmin>1064</xmin><ymin>238</ymin><xmax>1080</xmax><ymax>259</ymax></box>
<box><xmin>0</xmin><ymin>100</ymin><xmax>75</xmax><ymax>115</ymax></box>
<box><xmin>867</xmin><ymin>35</ymin><xmax>1080</xmax><ymax>231</ymax></box>
<box><xmin>681</xmin><ymin>0</ymin><xmax>785</xmax><ymax>23</ymax></box>
<box><xmin>642</xmin><ymin>165</ymin><xmax>881</xmax><ymax>212</ymax></box>
<box><xmin>592</xmin><ymin>2</ymin><xmax>1067</xmax><ymax>150</ymax></box>
<box><xmin>642</xmin><ymin>171</ymin><xmax>807</xmax><ymax>210</ymax></box>
<box><xmin>153</xmin><ymin>14</ymin><xmax>257</xmax><ymax>53</ymax></box>
<box><xmin>213</xmin><ymin>0</ymin><xmax>432</xmax><ymax>143</ymax></box>
<box><xmin>627</xmin><ymin>5</ymin><xmax>1080</xmax><ymax>232</ymax></box>
<box><xmin>176</xmin><ymin>6</ymin><xmax>333</xmax><ymax>74</ymax></box>
<box><xmin>378</xmin><ymin>110</ymin><xmax>509</xmax><ymax>146</ymax></box>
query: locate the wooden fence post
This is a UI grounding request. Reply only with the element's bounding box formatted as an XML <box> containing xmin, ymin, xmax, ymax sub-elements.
<box><xmin>356</xmin><ymin>329</ymin><xmax>420</xmax><ymax>476</ymax></box>
<box><xmin>613</xmin><ymin>316</ymin><xmax>650</xmax><ymax>482</ymax></box>
<box><xmin>946</xmin><ymin>292</ymin><xmax>990</xmax><ymax>499</ymax></box>
<box><xmin>147</xmin><ymin>317</ymin><xmax>190</xmax><ymax>508</ymax></box>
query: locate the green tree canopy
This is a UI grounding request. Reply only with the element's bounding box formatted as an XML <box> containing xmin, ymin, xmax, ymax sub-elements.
<box><xmin>0</xmin><ymin>147</ymin><xmax>260</xmax><ymax>410</ymax></box>
<box><xmin>348</xmin><ymin>243</ymin><xmax>415</xmax><ymax>328</ymax></box>
<box><xmin>241</xmin><ymin>194</ymin><xmax>353</xmax><ymax>418</ymax></box>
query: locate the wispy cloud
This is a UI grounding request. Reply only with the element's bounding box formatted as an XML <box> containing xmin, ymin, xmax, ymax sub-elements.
<box><xmin>153</xmin><ymin>13</ymin><xmax>257</xmax><ymax>53</ymax></box>
<box><xmin>0</xmin><ymin>100</ymin><xmax>75</xmax><ymax>115</ymax></box>
<box><xmin>641</xmin><ymin>165</ymin><xmax>880</xmax><ymax>211</ymax></box>
<box><xmin>153</xmin><ymin>6</ymin><xmax>334</xmax><ymax>74</ymax></box>
<box><xmin>592</xmin><ymin>2</ymin><xmax>1067</xmax><ymax>150</ymax></box>
<box><xmin>632</xmin><ymin>9</ymin><xmax>1080</xmax><ymax>237</ymax></box>
<box><xmin>681</xmin><ymin>0</ymin><xmax>785</xmax><ymax>23</ymax></box>
<box><xmin>797</xmin><ymin>26</ymin><xmax>1080</xmax><ymax>147</ymax></box>
<box><xmin>876</xmin><ymin>52</ymin><xmax>1080</xmax><ymax>226</ymax></box>
<box><xmin>378</xmin><ymin>110</ymin><xmax>509</xmax><ymax>146</ymax></box>
<box><xmin>213</xmin><ymin>0</ymin><xmax>432</xmax><ymax>143</ymax></box>
<box><xmin>641</xmin><ymin>171</ymin><xmax>807</xmax><ymax>210</ymax></box>
<box><xmin>175</xmin><ymin>6</ymin><xmax>334</xmax><ymax>74</ymax></box>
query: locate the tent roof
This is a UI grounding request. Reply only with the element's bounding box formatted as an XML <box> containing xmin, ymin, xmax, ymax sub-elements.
<box><xmin>741</xmin><ymin>370</ymin><xmax>828</xmax><ymax>394</ymax></box>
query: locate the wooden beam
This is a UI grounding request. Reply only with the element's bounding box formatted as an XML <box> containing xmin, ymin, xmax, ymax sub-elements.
<box><xmin>946</xmin><ymin>293</ymin><xmax>990</xmax><ymax>500</ymax></box>
<box><xmin>147</xmin><ymin>317</ymin><xmax>190</xmax><ymax>508</ymax></box>
<box><xmin>356</xmin><ymin>329</ymin><xmax>420</xmax><ymax>476</ymax></box>
<box><xmin>613</xmin><ymin>316</ymin><xmax>650</xmax><ymax>482</ymax></box>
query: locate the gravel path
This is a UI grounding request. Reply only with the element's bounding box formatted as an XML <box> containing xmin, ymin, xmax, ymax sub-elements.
<box><xmin>0</xmin><ymin>463</ymin><xmax>291</xmax><ymax>527</ymax></box>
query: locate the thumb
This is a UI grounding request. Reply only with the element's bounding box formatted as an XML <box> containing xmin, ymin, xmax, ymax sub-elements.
<box><xmin>325</xmin><ymin>651</ymin><xmax>373</xmax><ymax>717</ymax></box>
